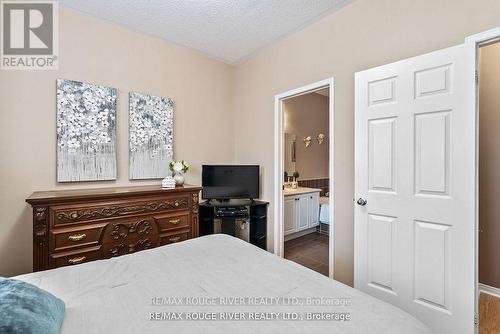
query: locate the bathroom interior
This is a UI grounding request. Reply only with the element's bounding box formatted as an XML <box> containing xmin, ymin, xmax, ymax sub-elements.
<box><xmin>283</xmin><ymin>87</ymin><xmax>330</xmax><ymax>276</ymax></box>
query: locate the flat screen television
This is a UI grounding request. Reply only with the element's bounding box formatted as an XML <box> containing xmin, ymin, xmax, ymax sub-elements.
<box><xmin>202</xmin><ymin>165</ymin><xmax>259</xmax><ymax>200</ymax></box>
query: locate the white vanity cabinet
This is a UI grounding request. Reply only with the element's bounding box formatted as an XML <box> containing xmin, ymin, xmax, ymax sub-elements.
<box><xmin>284</xmin><ymin>196</ymin><xmax>296</xmax><ymax>235</ymax></box>
<box><xmin>307</xmin><ymin>193</ymin><xmax>320</xmax><ymax>227</ymax></box>
<box><xmin>296</xmin><ymin>195</ymin><xmax>309</xmax><ymax>231</ymax></box>
<box><xmin>284</xmin><ymin>189</ymin><xmax>320</xmax><ymax>236</ymax></box>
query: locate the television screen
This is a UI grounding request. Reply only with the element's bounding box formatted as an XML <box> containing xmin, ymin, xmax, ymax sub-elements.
<box><xmin>202</xmin><ymin>165</ymin><xmax>259</xmax><ymax>200</ymax></box>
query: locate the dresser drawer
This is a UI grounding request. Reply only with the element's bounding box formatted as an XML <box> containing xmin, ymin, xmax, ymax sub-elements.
<box><xmin>155</xmin><ymin>212</ymin><xmax>190</xmax><ymax>232</ymax></box>
<box><xmin>51</xmin><ymin>223</ymin><xmax>106</xmax><ymax>252</ymax></box>
<box><xmin>161</xmin><ymin>230</ymin><xmax>190</xmax><ymax>245</ymax></box>
<box><xmin>52</xmin><ymin>195</ymin><xmax>190</xmax><ymax>226</ymax></box>
<box><xmin>50</xmin><ymin>246</ymin><xmax>101</xmax><ymax>268</ymax></box>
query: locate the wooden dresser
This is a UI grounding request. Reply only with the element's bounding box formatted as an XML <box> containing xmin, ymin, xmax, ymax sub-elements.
<box><xmin>26</xmin><ymin>185</ymin><xmax>201</xmax><ymax>271</ymax></box>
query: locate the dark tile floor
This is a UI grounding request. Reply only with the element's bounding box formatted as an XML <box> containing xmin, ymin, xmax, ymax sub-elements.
<box><xmin>284</xmin><ymin>232</ymin><xmax>329</xmax><ymax>276</ymax></box>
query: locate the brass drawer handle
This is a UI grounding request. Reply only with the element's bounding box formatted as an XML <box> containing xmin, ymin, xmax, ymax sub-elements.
<box><xmin>68</xmin><ymin>256</ymin><xmax>86</xmax><ymax>265</ymax></box>
<box><xmin>68</xmin><ymin>233</ymin><xmax>86</xmax><ymax>242</ymax></box>
<box><xmin>169</xmin><ymin>236</ymin><xmax>181</xmax><ymax>243</ymax></box>
<box><xmin>169</xmin><ymin>219</ymin><xmax>181</xmax><ymax>225</ymax></box>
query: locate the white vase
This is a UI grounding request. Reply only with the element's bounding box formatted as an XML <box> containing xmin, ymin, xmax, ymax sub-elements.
<box><xmin>173</xmin><ymin>172</ymin><xmax>185</xmax><ymax>186</ymax></box>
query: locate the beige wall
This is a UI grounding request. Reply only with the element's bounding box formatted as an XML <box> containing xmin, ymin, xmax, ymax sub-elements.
<box><xmin>479</xmin><ymin>42</ymin><xmax>500</xmax><ymax>289</ymax></box>
<box><xmin>284</xmin><ymin>93</ymin><xmax>329</xmax><ymax>180</ymax></box>
<box><xmin>0</xmin><ymin>8</ymin><xmax>235</xmax><ymax>277</ymax></box>
<box><xmin>2</xmin><ymin>1</ymin><xmax>500</xmax><ymax>283</ymax></box>
<box><xmin>232</xmin><ymin>0</ymin><xmax>500</xmax><ymax>286</ymax></box>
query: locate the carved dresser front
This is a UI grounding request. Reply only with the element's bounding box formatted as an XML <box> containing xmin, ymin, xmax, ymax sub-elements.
<box><xmin>26</xmin><ymin>185</ymin><xmax>201</xmax><ymax>271</ymax></box>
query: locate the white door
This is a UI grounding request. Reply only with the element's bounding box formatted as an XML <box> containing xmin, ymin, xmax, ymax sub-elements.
<box><xmin>354</xmin><ymin>43</ymin><xmax>476</xmax><ymax>334</ymax></box>
<box><xmin>284</xmin><ymin>197</ymin><xmax>296</xmax><ymax>235</ymax></box>
<box><xmin>297</xmin><ymin>195</ymin><xmax>309</xmax><ymax>231</ymax></box>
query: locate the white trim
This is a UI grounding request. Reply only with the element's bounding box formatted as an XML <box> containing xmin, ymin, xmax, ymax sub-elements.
<box><xmin>273</xmin><ymin>77</ymin><xmax>335</xmax><ymax>278</ymax></box>
<box><xmin>284</xmin><ymin>228</ymin><xmax>317</xmax><ymax>242</ymax></box>
<box><xmin>465</xmin><ymin>26</ymin><xmax>500</xmax><ymax>45</ymax></box>
<box><xmin>478</xmin><ymin>283</ymin><xmax>500</xmax><ymax>298</ymax></box>
<box><xmin>466</xmin><ymin>26</ymin><xmax>500</xmax><ymax>334</ymax></box>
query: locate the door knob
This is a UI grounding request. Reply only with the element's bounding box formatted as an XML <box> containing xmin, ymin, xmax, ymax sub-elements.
<box><xmin>356</xmin><ymin>198</ymin><xmax>367</xmax><ymax>206</ymax></box>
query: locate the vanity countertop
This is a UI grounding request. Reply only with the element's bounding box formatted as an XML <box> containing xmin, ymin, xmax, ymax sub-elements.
<box><xmin>284</xmin><ymin>187</ymin><xmax>321</xmax><ymax>196</ymax></box>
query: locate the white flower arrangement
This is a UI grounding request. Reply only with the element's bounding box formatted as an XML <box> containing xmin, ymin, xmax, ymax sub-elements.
<box><xmin>169</xmin><ymin>160</ymin><xmax>189</xmax><ymax>174</ymax></box>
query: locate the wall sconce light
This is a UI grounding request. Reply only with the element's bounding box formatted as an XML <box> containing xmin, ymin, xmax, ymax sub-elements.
<box><xmin>317</xmin><ymin>133</ymin><xmax>325</xmax><ymax>145</ymax></box>
<box><xmin>303</xmin><ymin>136</ymin><xmax>312</xmax><ymax>147</ymax></box>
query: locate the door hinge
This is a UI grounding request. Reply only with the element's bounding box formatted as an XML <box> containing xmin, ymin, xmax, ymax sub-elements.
<box><xmin>475</xmin><ymin>70</ymin><xmax>479</xmax><ymax>85</ymax></box>
<box><xmin>474</xmin><ymin>313</ymin><xmax>479</xmax><ymax>326</ymax></box>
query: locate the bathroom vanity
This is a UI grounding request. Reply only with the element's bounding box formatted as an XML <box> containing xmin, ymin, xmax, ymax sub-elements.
<box><xmin>283</xmin><ymin>187</ymin><xmax>321</xmax><ymax>239</ymax></box>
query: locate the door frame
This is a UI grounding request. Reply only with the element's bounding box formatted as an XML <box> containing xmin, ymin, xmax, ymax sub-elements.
<box><xmin>273</xmin><ymin>78</ymin><xmax>335</xmax><ymax>278</ymax></box>
<box><xmin>465</xmin><ymin>26</ymin><xmax>500</xmax><ymax>329</ymax></box>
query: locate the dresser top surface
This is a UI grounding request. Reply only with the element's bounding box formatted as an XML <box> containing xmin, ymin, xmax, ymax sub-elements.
<box><xmin>26</xmin><ymin>184</ymin><xmax>202</xmax><ymax>205</ymax></box>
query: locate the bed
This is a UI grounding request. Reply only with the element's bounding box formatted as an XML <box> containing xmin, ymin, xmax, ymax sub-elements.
<box><xmin>318</xmin><ymin>196</ymin><xmax>331</xmax><ymax>235</ymax></box>
<box><xmin>15</xmin><ymin>235</ymin><xmax>431</xmax><ymax>334</ymax></box>
<box><xmin>319</xmin><ymin>196</ymin><xmax>330</xmax><ymax>224</ymax></box>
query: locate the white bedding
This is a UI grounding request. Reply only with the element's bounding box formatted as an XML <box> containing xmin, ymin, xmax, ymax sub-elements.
<box><xmin>16</xmin><ymin>235</ymin><xmax>431</xmax><ymax>334</ymax></box>
<box><xmin>319</xmin><ymin>196</ymin><xmax>330</xmax><ymax>224</ymax></box>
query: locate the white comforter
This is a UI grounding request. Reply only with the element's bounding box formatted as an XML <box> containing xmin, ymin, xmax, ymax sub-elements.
<box><xmin>319</xmin><ymin>196</ymin><xmax>330</xmax><ymax>224</ymax></box>
<box><xmin>16</xmin><ymin>235</ymin><xmax>431</xmax><ymax>334</ymax></box>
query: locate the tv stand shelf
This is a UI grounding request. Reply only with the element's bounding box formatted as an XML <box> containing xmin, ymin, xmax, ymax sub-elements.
<box><xmin>205</xmin><ymin>199</ymin><xmax>261</xmax><ymax>207</ymax></box>
<box><xmin>199</xmin><ymin>200</ymin><xmax>269</xmax><ymax>250</ymax></box>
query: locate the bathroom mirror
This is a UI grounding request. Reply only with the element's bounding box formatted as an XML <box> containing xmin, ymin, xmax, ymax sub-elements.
<box><xmin>284</xmin><ymin>133</ymin><xmax>296</xmax><ymax>176</ymax></box>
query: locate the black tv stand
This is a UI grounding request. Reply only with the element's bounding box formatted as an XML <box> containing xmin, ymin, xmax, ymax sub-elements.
<box><xmin>210</xmin><ymin>198</ymin><xmax>231</xmax><ymax>202</ymax></box>
<box><xmin>206</xmin><ymin>198</ymin><xmax>256</xmax><ymax>206</ymax></box>
<box><xmin>199</xmin><ymin>199</ymin><xmax>269</xmax><ymax>250</ymax></box>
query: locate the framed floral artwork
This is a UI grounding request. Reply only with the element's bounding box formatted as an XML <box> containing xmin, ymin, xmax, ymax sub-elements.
<box><xmin>129</xmin><ymin>92</ymin><xmax>174</xmax><ymax>179</ymax></box>
<box><xmin>56</xmin><ymin>79</ymin><xmax>117</xmax><ymax>182</ymax></box>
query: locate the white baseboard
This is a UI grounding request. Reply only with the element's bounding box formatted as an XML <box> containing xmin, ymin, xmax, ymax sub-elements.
<box><xmin>284</xmin><ymin>227</ymin><xmax>316</xmax><ymax>242</ymax></box>
<box><xmin>478</xmin><ymin>283</ymin><xmax>500</xmax><ymax>298</ymax></box>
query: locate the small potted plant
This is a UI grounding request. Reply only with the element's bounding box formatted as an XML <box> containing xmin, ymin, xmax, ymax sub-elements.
<box><xmin>169</xmin><ymin>160</ymin><xmax>189</xmax><ymax>186</ymax></box>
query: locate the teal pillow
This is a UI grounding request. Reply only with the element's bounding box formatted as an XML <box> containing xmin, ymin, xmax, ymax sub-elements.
<box><xmin>0</xmin><ymin>277</ymin><xmax>65</xmax><ymax>334</ymax></box>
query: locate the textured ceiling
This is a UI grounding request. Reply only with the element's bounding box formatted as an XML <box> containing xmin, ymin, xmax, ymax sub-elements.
<box><xmin>60</xmin><ymin>0</ymin><xmax>353</xmax><ymax>64</ymax></box>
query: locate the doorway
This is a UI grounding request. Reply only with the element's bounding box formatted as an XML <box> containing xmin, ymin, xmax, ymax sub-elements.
<box><xmin>469</xmin><ymin>30</ymin><xmax>500</xmax><ymax>334</ymax></box>
<box><xmin>282</xmin><ymin>88</ymin><xmax>329</xmax><ymax>276</ymax></box>
<box><xmin>274</xmin><ymin>78</ymin><xmax>334</xmax><ymax>278</ymax></box>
